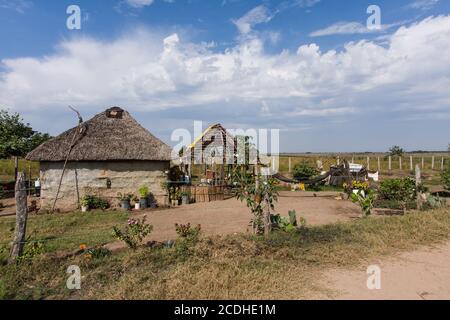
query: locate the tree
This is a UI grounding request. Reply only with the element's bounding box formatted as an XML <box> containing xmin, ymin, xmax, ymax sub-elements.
<box><xmin>0</xmin><ymin>109</ymin><xmax>51</xmax><ymax>158</ymax></box>
<box><xmin>389</xmin><ymin>145</ymin><xmax>404</xmax><ymax>157</ymax></box>
<box><xmin>232</xmin><ymin>168</ymin><xmax>278</xmax><ymax>236</ymax></box>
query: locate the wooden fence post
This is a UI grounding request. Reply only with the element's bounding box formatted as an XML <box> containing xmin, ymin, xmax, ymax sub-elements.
<box><xmin>377</xmin><ymin>157</ymin><xmax>380</xmax><ymax>172</ymax></box>
<box><xmin>399</xmin><ymin>157</ymin><xmax>402</xmax><ymax>170</ymax></box>
<box><xmin>367</xmin><ymin>156</ymin><xmax>370</xmax><ymax>170</ymax></box>
<box><xmin>431</xmin><ymin>156</ymin><xmax>435</xmax><ymax>170</ymax></box>
<box><xmin>442</xmin><ymin>157</ymin><xmax>445</xmax><ymax>171</ymax></box>
<box><xmin>415</xmin><ymin>165</ymin><xmax>422</xmax><ymax>211</ymax></box>
<box><xmin>410</xmin><ymin>156</ymin><xmax>413</xmax><ymax>171</ymax></box>
<box><xmin>288</xmin><ymin>157</ymin><xmax>291</xmax><ymax>173</ymax></box>
<box><xmin>9</xmin><ymin>172</ymin><xmax>28</xmax><ymax>264</ymax></box>
<box><xmin>388</xmin><ymin>156</ymin><xmax>392</xmax><ymax>171</ymax></box>
<box><xmin>14</xmin><ymin>156</ymin><xmax>19</xmax><ymax>178</ymax></box>
<box><xmin>421</xmin><ymin>157</ymin><xmax>424</xmax><ymax>169</ymax></box>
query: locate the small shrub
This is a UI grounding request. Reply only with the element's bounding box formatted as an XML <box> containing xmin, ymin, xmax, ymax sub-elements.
<box><xmin>117</xmin><ymin>192</ymin><xmax>134</xmax><ymax>202</ymax></box>
<box><xmin>112</xmin><ymin>215</ymin><xmax>153</xmax><ymax>250</ymax></box>
<box><xmin>175</xmin><ymin>223</ymin><xmax>201</xmax><ymax>240</ymax></box>
<box><xmin>138</xmin><ymin>185</ymin><xmax>149</xmax><ymax>198</ymax></box>
<box><xmin>441</xmin><ymin>167</ymin><xmax>450</xmax><ymax>190</ymax></box>
<box><xmin>379</xmin><ymin>177</ymin><xmax>416</xmax><ymax>212</ymax></box>
<box><xmin>174</xmin><ymin>223</ymin><xmax>202</xmax><ymax>259</ymax></box>
<box><xmin>17</xmin><ymin>240</ymin><xmax>45</xmax><ymax>262</ymax></box>
<box><xmin>81</xmin><ymin>195</ymin><xmax>109</xmax><ymax>210</ymax></box>
<box><xmin>271</xmin><ymin>211</ymin><xmax>306</xmax><ymax>232</ymax></box>
<box><xmin>292</xmin><ymin>161</ymin><xmax>318</xmax><ymax>180</ymax></box>
<box><xmin>79</xmin><ymin>245</ymin><xmax>112</xmax><ymax>259</ymax></box>
<box><xmin>351</xmin><ymin>189</ymin><xmax>377</xmax><ymax>217</ymax></box>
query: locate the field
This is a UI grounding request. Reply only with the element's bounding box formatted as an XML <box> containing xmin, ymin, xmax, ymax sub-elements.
<box><xmin>1</xmin><ymin>207</ymin><xmax>450</xmax><ymax>299</ymax></box>
<box><xmin>0</xmin><ymin>159</ymin><xmax>39</xmax><ymax>182</ymax></box>
<box><xmin>1</xmin><ymin>153</ymin><xmax>447</xmax><ymax>182</ymax></box>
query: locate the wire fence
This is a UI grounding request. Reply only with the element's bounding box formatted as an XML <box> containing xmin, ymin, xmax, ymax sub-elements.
<box><xmin>277</xmin><ymin>154</ymin><xmax>449</xmax><ymax>173</ymax></box>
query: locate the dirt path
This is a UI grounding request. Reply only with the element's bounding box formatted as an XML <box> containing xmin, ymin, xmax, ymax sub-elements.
<box><xmin>106</xmin><ymin>192</ymin><xmax>361</xmax><ymax>249</ymax></box>
<box><xmin>323</xmin><ymin>242</ymin><xmax>450</xmax><ymax>300</ymax></box>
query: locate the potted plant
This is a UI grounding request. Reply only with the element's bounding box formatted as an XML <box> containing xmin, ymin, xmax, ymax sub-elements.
<box><xmin>80</xmin><ymin>196</ymin><xmax>89</xmax><ymax>212</ymax></box>
<box><xmin>117</xmin><ymin>192</ymin><xmax>133</xmax><ymax>211</ymax></box>
<box><xmin>170</xmin><ymin>187</ymin><xmax>180</xmax><ymax>207</ymax></box>
<box><xmin>138</xmin><ymin>185</ymin><xmax>149</xmax><ymax>209</ymax></box>
<box><xmin>132</xmin><ymin>195</ymin><xmax>140</xmax><ymax>210</ymax></box>
<box><xmin>181</xmin><ymin>191</ymin><xmax>190</xmax><ymax>205</ymax></box>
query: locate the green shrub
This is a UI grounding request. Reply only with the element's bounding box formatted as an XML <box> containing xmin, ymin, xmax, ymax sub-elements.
<box><xmin>175</xmin><ymin>223</ymin><xmax>201</xmax><ymax>240</ymax></box>
<box><xmin>82</xmin><ymin>195</ymin><xmax>110</xmax><ymax>210</ymax></box>
<box><xmin>138</xmin><ymin>185</ymin><xmax>149</xmax><ymax>198</ymax></box>
<box><xmin>292</xmin><ymin>161</ymin><xmax>318</xmax><ymax>180</ymax></box>
<box><xmin>112</xmin><ymin>215</ymin><xmax>153</xmax><ymax>249</ymax></box>
<box><xmin>17</xmin><ymin>240</ymin><xmax>45</xmax><ymax>262</ymax></box>
<box><xmin>351</xmin><ymin>189</ymin><xmax>377</xmax><ymax>217</ymax></box>
<box><xmin>379</xmin><ymin>177</ymin><xmax>416</xmax><ymax>212</ymax></box>
<box><xmin>441</xmin><ymin>167</ymin><xmax>450</xmax><ymax>190</ymax></box>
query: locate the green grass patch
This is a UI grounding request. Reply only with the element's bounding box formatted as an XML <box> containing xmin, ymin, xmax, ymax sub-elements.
<box><xmin>0</xmin><ymin>211</ymin><xmax>129</xmax><ymax>256</ymax></box>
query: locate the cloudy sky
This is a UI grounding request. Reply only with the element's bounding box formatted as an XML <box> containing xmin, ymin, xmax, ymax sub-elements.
<box><xmin>0</xmin><ymin>0</ymin><xmax>449</xmax><ymax>152</ymax></box>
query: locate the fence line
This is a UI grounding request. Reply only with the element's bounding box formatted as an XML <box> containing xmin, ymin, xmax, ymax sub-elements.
<box><xmin>280</xmin><ymin>155</ymin><xmax>448</xmax><ymax>173</ymax></box>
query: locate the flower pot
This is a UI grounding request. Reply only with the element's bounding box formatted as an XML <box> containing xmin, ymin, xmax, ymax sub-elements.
<box><xmin>81</xmin><ymin>205</ymin><xmax>89</xmax><ymax>212</ymax></box>
<box><xmin>182</xmin><ymin>195</ymin><xmax>189</xmax><ymax>205</ymax></box>
<box><xmin>134</xmin><ymin>202</ymin><xmax>141</xmax><ymax>210</ymax></box>
<box><xmin>139</xmin><ymin>198</ymin><xmax>148</xmax><ymax>209</ymax></box>
<box><xmin>120</xmin><ymin>200</ymin><xmax>131</xmax><ymax>211</ymax></box>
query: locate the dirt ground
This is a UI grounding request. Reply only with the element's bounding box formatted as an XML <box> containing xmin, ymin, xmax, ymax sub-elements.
<box><xmin>126</xmin><ymin>191</ymin><xmax>361</xmax><ymax>243</ymax></box>
<box><xmin>322</xmin><ymin>242</ymin><xmax>450</xmax><ymax>300</ymax></box>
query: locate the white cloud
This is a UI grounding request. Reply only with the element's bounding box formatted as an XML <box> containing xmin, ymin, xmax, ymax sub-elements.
<box><xmin>232</xmin><ymin>5</ymin><xmax>274</xmax><ymax>34</ymax></box>
<box><xmin>1</xmin><ymin>15</ymin><xmax>450</xmax><ymax>131</ymax></box>
<box><xmin>0</xmin><ymin>0</ymin><xmax>32</xmax><ymax>13</ymax></box>
<box><xmin>125</xmin><ymin>0</ymin><xmax>154</xmax><ymax>8</ymax></box>
<box><xmin>309</xmin><ymin>21</ymin><xmax>405</xmax><ymax>37</ymax></box>
<box><xmin>408</xmin><ymin>0</ymin><xmax>440</xmax><ymax>10</ymax></box>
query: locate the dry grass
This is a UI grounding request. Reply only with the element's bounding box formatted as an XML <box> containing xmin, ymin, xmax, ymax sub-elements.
<box><xmin>1</xmin><ymin>208</ymin><xmax>450</xmax><ymax>300</ymax></box>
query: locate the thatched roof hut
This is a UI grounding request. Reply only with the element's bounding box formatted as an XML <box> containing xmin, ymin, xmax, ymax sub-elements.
<box><xmin>28</xmin><ymin>107</ymin><xmax>172</xmax><ymax>211</ymax></box>
<box><xmin>27</xmin><ymin>106</ymin><xmax>172</xmax><ymax>162</ymax></box>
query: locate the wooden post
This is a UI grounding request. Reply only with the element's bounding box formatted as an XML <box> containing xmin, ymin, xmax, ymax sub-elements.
<box><xmin>442</xmin><ymin>157</ymin><xmax>445</xmax><ymax>171</ymax></box>
<box><xmin>388</xmin><ymin>156</ymin><xmax>392</xmax><ymax>171</ymax></box>
<box><xmin>367</xmin><ymin>156</ymin><xmax>370</xmax><ymax>171</ymax></box>
<box><xmin>377</xmin><ymin>157</ymin><xmax>380</xmax><ymax>172</ymax></box>
<box><xmin>421</xmin><ymin>157</ymin><xmax>424</xmax><ymax>169</ymax></box>
<box><xmin>351</xmin><ymin>156</ymin><xmax>354</xmax><ymax>163</ymax></box>
<box><xmin>431</xmin><ymin>156</ymin><xmax>435</xmax><ymax>170</ymax></box>
<box><xmin>28</xmin><ymin>163</ymin><xmax>32</xmax><ymax>196</ymax></box>
<box><xmin>399</xmin><ymin>157</ymin><xmax>402</xmax><ymax>170</ymax></box>
<box><xmin>415</xmin><ymin>165</ymin><xmax>422</xmax><ymax>211</ymax></box>
<box><xmin>14</xmin><ymin>156</ymin><xmax>19</xmax><ymax>184</ymax></box>
<box><xmin>410</xmin><ymin>156</ymin><xmax>413</xmax><ymax>171</ymax></box>
<box><xmin>337</xmin><ymin>156</ymin><xmax>340</xmax><ymax>165</ymax></box>
<box><xmin>288</xmin><ymin>157</ymin><xmax>291</xmax><ymax>173</ymax></box>
<box><xmin>9</xmin><ymin>172</ymin><xmax>28</xmax><ymax>264</ymax></box>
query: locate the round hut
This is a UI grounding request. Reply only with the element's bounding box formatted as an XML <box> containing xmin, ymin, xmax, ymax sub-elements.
<box><xmin>26</xmin><ymin>107</ymin><xmax>172</xmax><ymax>211</ymax></box>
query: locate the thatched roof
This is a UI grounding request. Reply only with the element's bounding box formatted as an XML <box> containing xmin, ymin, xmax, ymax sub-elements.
<box><xmin>26</xmin><ymin>107</ymin><xmax>172</xmax><ymax>162</ymax></box>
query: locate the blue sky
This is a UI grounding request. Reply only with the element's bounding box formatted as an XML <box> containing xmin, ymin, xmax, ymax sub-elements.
<box><xmin>0</xmin><ymin>0</ymin><xmax>449</xmax><ymax>152</ymax></box>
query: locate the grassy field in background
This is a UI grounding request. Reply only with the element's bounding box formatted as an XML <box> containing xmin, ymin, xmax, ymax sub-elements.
<box><xmin>0</xmin><ymin>153</ymin><xmax>447</xmax><ymax>183</ymax></box>
<box><xmin>277</xmin><ymin>153</ymin><xmax>449</xmax><ymax>173</ymax></box>
<box><xmin>0</xmin><ymin>159</ymin><xmax>40</xmax><ymax>182</ymax></box>
<box><xmin>1</xmin><ymin>208</ymin><xmax>450</xmax><ymax>299</ymax></box>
